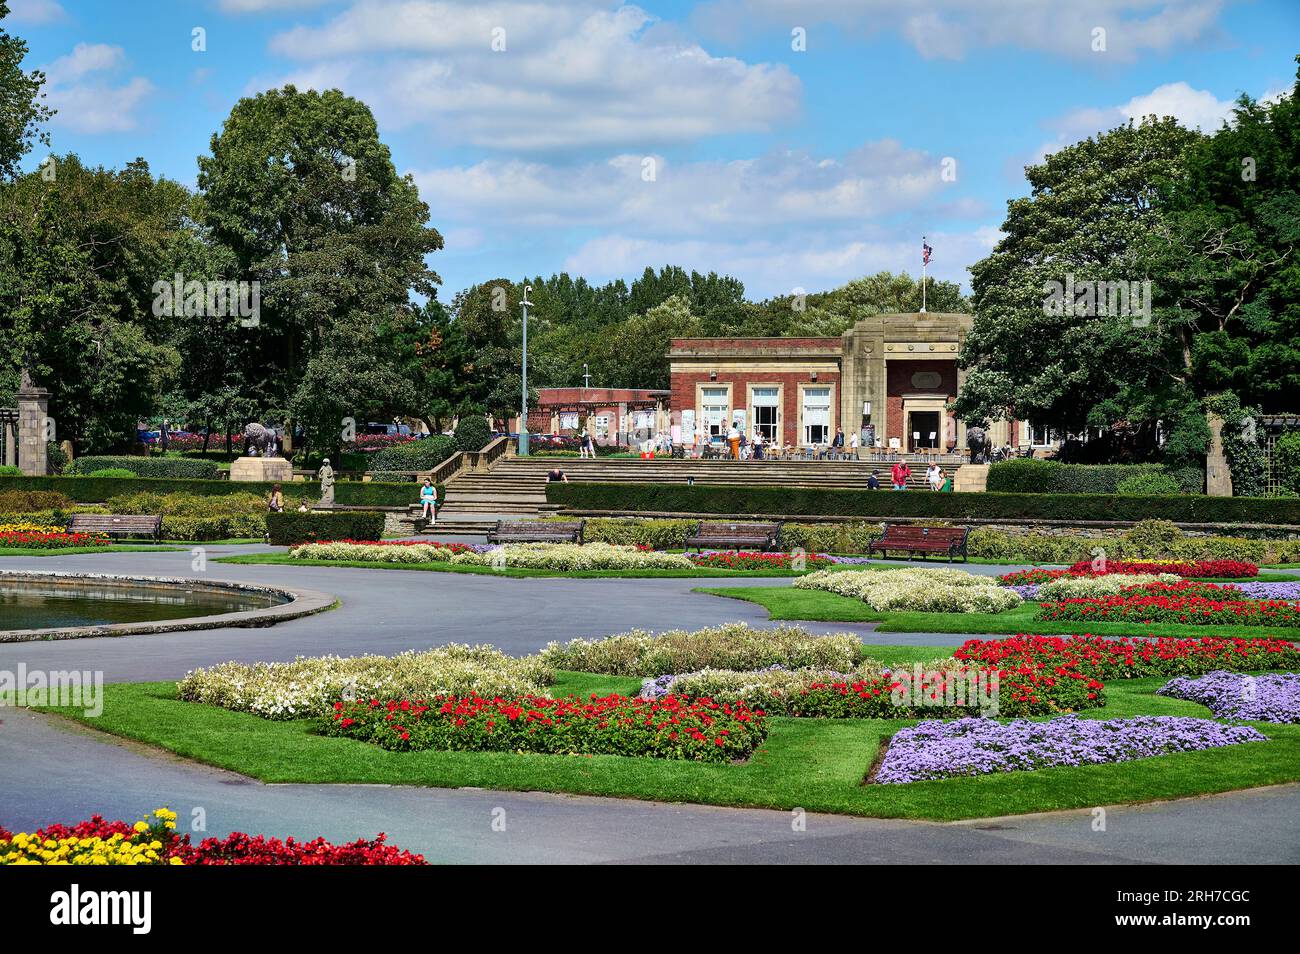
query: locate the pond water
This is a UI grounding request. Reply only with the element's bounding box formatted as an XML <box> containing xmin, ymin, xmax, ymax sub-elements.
<box><xmin>0</xmin><ymin>579</ymin><xmax>284</xmax><ymax>631</ymax></box>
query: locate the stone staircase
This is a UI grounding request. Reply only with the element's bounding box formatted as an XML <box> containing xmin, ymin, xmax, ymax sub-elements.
<box><xmin>409</xmin><ymin>454</ymin><xmax>964</xmax><ymax>530</ymax></box>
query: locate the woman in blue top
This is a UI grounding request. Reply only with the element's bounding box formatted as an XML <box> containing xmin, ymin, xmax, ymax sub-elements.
<box><xmin>419</xmin><ymin>478</ymin><xmax>437</xmax><ymax>524</ymax></box>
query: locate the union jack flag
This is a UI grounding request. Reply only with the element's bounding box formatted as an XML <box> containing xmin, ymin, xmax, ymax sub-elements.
<box><xmin>922</xmin><ymin>240</ymin><xmax>933</xmax><ymax>265</ymax></box>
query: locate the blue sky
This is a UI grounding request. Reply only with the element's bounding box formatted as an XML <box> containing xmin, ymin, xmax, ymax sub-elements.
<box><xmin>9</xmin><ymin>0</ymin><xmax>1299</xmax><ymax>300</ymax></box>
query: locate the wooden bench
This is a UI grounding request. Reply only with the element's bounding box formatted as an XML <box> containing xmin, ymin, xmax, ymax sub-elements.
<box><xmin>684</xmin><ymin>521</ymin><xmax>781</xmax><ymax>552</ymax></box>
<box><xmin>868</xmin><ymin>524</ymin><xmax>968</xmax><ymax>562</ymax></box>
<box><xmin>66</xmin><ymin>514</ymin><xmax>163</xmax><ymax>541</ymax></box>
<box><xmin>487</xmin><ymin>520</ymin><xmax>585</xmax><ymax>545</ymax></box>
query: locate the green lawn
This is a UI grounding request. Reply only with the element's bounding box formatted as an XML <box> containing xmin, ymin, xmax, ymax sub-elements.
<box><xmin>29</xmin><ymin>660</ymin><xmax>1300</xmax><ymax>821</ymax></box>
<box><xmin>695</xmin><ymin>584</ymin><xmax>1300</xmax><ymax>639</ymax></box>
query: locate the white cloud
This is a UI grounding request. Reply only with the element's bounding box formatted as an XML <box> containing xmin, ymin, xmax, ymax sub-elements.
<box><xmin>42</xmin><ymin>43</ymin><xmax>153</xmax><ymax>134</ymax></box>
<box><xmin>411</xmin><ymin>141</ymin><xmax>961</xmax><ymax>236</ymax></box>
<box><xmin>256</xmin><ymin>0</ymin><xmax>800</xmax><ymax>150</ymax></box>
<box><xmin>1033</xmin><ymin>80</ymin><xmax>1238</xmax><ymax>160</ymax></box>
<box><xmin>6</xmin><ymin>0</ymin><xmax>66</xmax><ymax>24</ymax></box>
<box><xmin>695</xmin><ymin>0</ymin><xmax>1225</xmax><ymax>63</ymax></box>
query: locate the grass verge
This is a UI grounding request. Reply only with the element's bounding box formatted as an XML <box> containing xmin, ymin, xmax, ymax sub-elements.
<box><xmin>0</xmin><ymin>545</ymin><xmax>185</xmax><ymax>557</ymax></box>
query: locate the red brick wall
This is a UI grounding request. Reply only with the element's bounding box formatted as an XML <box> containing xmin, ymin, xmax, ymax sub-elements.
<box><xmin>671</xmin><ymin>370</ymin><xmax>840</xmax><ymax>446</ymax></box>
<box><xmin>885</xmin><ymin>360</ymin><xmax>957</xmax><ymax>449</ymax></box>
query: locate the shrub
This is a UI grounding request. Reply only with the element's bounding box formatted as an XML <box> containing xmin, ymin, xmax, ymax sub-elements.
<box><xmin>321</xmin><ymin>693</ymin><xmax>766</xmax><ymax>762</ymax></box>
<box><xmin>1169</xmin><ymin>466</ymin><xmax>1205</xmax><ymax>494</ymax></box>
<box><xmin>453</xmin><ymin>415</ymin><xmax>493</xmax><ymax>453</ymax></box>
<box><xmin>45</xmin><ymin>441</ymin><xmax>67</xmax><ymax>475</ymax></box>
<box><xmin>546</xmin><ymin>482</ymin><xmax>1300</xmax><ymax>523</ymax></box>
<box><xmin>1276</xmin><ymin>431</ymin><xmax>1300</xmax><ymax>495</ymax></box>
<box><xmin>85</xmin><ymin>468</ymin><xmax>137</xmax><ymax>478</ymax></box>
<box><xmin>965</xmin><ymin>527</ymin><xmax>1094</xmax><ymax>564</ymax></box>
<box><xmin>450</xmin><ymin>542</ymin><xmax>694</xmax><ymax>571</ymax></box>
<box><xmin>0</xmin><ymin>465</ymin><xmax>19</xmax><ymax>476</ymax></box>
<box><xmin>289</xmin><ymin>540</ymin><xmax>472</xmax><ymax>563</ymax></box>
<box><xmin>1116</xmin><ymin>471</ymin><xmax>1181</xmax><ymax>495</ymax></box>
<box><xmin>106</xmin><ymin>490</ymin><xmax>266</xmax><ymax>517</ymax></box>
<box><xmin>70</xmin><ymin>455</ymin><xmax>221</xmax><ymax>479</ymax></box>
<box><xmin>547</xmin><ymin>516</ymin><xmax>699</xmax><ymax>549</ymax></box>
<box><xmin>161</xmin><ymin>514</ymin><xmax>266</xmax><ymax>541</ymax></box>
<box><xmin>987</xmin><ymin>459</ymin><xmax>1169</xmax><ymax>494</ymax></box>
<box><xmin>794</xmin><ymin>567</ymin><xmax>1022</xmax><ymax>613</ymax></box>
<box><xmin>539</xmin><ymin>623</ymin><xmax>862</xmax><ymax>677</ymax></box>
<box><xmin>176</xmin><ymin>644</ymin><xmax>554</xmax><ymax>719</ymax></box>
<box><xmin>266</xmin><ymin>510</ymin><xmax>386</xmax><ymax>546</ymax></box>
<box><xmin>366</xmin><ymin>435</ymin><xmax>455</xmax><ymax>479</ymax></box>
<box><xmin>0</xmin><ymin>489</ymin><xmax>73</xmax><ymax>512</ymax></box>
<box><xmin>0</xmin><ymin>474</ymin><xmax>421</xmax><ymax>507</ymax></box>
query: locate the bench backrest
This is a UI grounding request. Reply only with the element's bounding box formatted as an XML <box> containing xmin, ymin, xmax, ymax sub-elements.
<box><xmin>67</xmin><ymin>514</ymin><xmax>162</xmax><ymax>530</ymax></box>
<box><xmin>693</xmin><ymin>522</ymin><xmax>779</xmax><ymax>538</ymax></box>
<box><xmin>878</xmin><ymin>525</ymin><xmax>967</xmax><ymax>543</ymax></box>
<box><xmin>494</xmin><ymin>521</ymin><xmax>582</xmax><ymax>535</ymax></box>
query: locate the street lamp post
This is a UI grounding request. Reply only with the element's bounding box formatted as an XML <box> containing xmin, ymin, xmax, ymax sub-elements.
<box><xmin>518</xmin><ymin>285</ymin><xmax>533</xmax><ymax>456</ymax></box>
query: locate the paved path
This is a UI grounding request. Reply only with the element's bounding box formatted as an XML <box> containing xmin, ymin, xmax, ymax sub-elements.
<box><xmin>2</xmin><ymin>546</ymin><xmax>1297</xmax><ymax>864</ymax></box>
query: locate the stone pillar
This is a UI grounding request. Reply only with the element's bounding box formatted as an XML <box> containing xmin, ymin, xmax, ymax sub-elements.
<box><xmin>1206</xmin><ymin>413</ymin><xmax>1233</xmax><ymax>496</ymax></box>
<box><xmin>16</xmin><ymin>372</ymin><xmax>50</xmax><ymax>477</ymax></box>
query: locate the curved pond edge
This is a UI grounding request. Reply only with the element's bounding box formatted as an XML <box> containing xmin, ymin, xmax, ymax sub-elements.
<box><xmin>0</xmin><ymin>571</ymin><xmax>337</xmax><ymax>643</ymax></box>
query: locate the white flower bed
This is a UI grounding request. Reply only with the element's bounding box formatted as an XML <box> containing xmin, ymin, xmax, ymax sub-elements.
<box><xmin>1035</xmin><ymin>572</ymin><xmax>1180</xmax><ymax>600</ymax></box>
<box><xmin>449</xmin><ymin>542</ymin><xmax>694</xmax><ymax>571</ymax></box>
<box><xmin>794</xmin><ymin>568</ymin><xmax>1022</xmax><ymax>613</ymax></box>
<box><xmin>540</xmin><ymin>622</ymin><xmax>862</xmax><ymax>676</ymax></box>
<box><xmin>289</xmin><ymin>541</ymin><xmax>458</xmax><ymax>563</ymax></box>
<box><xmin>177</xmin><ymin>644</ymin><xmax>554</xmax><ymax>720</ymax></box>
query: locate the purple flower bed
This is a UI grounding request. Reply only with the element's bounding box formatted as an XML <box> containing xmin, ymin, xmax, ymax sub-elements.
<box><xmin>874</xmin><ymin>715</ymin><xmax>1266</xmax><ymax>784</ymax></box>
<box><xmin>1007</xmin><ymin>584</ymin><xmax>1039</xmax><ymax>599</ymax></box>
<box><xmin>1157</xmin><ymin>670</ymin><xmax>1300</xmax><ymax>724</ymax></box>
<box><xmin>1232</xmin><ymin>581</ymin><xmax>1300</xmax><ymax>601</ymax></box>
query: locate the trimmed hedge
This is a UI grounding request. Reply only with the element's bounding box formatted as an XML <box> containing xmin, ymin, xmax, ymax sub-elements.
<box><xmin>367</xmin><ymin>435</ymin><xmax>456</xmax><ymax>480</ymax></box>
<box><xmin>546</xmin><ymin>482</ymin><xmax>1300</xmax><ymax>525</ymax></box>
<box><xmin>70</xmin><ymin>455</ymin><xmax>221</xmax><ymax>480</ymax></box>
<box><xmin>0</xmin><ymin>475</ymin><xmax>427</xmax><ymax>507</ymax></box>
<box><xmin>986</xmin><ymin>459</ymin><xmax>1169</xmax><ymax>494</ymax></box>
<box><xmin>266</xmin><ymin>511</ymin><xmax>387</xmax><ymax>546</ymax></box>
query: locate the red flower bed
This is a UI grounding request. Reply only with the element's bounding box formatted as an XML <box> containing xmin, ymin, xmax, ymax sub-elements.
<box><xmin>0</xmin><ymin>530</ymin><xmax>109</xmax><ymax>549</ymax></box>
<box><xmin>349</xmin><ymin>434</ymin><xmax>418</xmax><ymax>452</ymax></box>
<box><xmin>1038</xmin><ymin>588</ymin><xmax>1300</xmax><ymax>627</ymax></box>
<box><xmin>955</xmin><ymin>633</ymin><xmax>1300</xmax><ymax>679</ymax></box>
<box><xmin>689</xmin><ymin>551</ymin><xmax>835</xmax><ymax>571</ymax></box>
<box><xmin>323</xmin><ymin>693</ymin><xmax>767</xmax><ymax>762</ymax></box>
<box><xmin>786</xmin><ymin>667</ymin><xmax>1102</xmax><ymax>718</ymax></box>
<box><xmin>1066</xmin><ymin>558</ymin><xmax>1259</xmax><ymax>578</ymax></box>
<box><xmin>0</xmin><ymin>811</ymin><xmax>425</xmax><ymax>866</ymax></box>
<box><xmin>998</xmin><ymin>568</ymin><xmax>1071</xmax><ymax>586</ymax></box>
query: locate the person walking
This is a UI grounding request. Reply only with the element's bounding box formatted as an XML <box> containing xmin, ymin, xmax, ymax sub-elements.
<box><xmin>867</xmin><ymin>469</ymin><xmax>880</xmax><ymax>490</ymax></box>
<box><xmin>267</xmin><ymin>483</ymin><xmax>284</xmax><ymax>512</ymax></box>
<box><xmin>831</xmin><ymin>426</ymin><xmax>845</xmax><ymax>460</ymax></box>
<box><xmin>419</xmin><ymin>478</ymin><xmax>437</xmax><ymax>524</ymax></box>
<box><xmin>891</xmin><ymin>459</ymin><xmax>911</xmax><ymax>490</ymax></box>
<box><xmin>848</xmin><ymin>429</ymin><xmax>860</xmax><ymax>460</ymax></box>
<box><xmin>727</xmin><ymin>422</ymin><xmax>741</xmax><ymax>460</ymax></box>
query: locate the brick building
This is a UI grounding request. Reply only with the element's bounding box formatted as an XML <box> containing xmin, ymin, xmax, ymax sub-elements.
<box><xmin>668</xmin><ymin>312</ymin><xmax>1034</xmax><ymax>452</ymax></box>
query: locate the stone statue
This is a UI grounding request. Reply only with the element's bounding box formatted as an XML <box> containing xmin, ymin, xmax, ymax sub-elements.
<box><xmin>243</xmin><ymin>422</ymin><xmax>277</xmax><ymax>457</ymax></box>
<box><xmin>317</xmin><ymin>458</ymin><xmax>335</xmax><ymax>507</ymax></box>
<box><xmin>966</xmin><ymin>426</ymin><xmax>989</xmax><ymax>464</ymax></box>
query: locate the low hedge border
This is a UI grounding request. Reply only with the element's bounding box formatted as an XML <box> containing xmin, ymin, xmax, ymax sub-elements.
<box><xmin>266</xmin><ymin>511</ymin><xmax>388</xmax><ymax>546</ymax></box>
<box><xmin>69</xmin><ymin>455</ymin><xmax>222</xmax><ymax>480</ymax></box>
<box><xmin>986</xmin><ymin>459</ymin><xmax>1200</xmax><ymax>494</ymax></box>
<box><xmin>0</xmin><ymin>475</ymin><xmax>428</xmax><ymax>508</ymax></box>
<box><xmin>546</xmin><ymin>482</ymin><xmax>1300</xmax><ymax>526</ymax></box>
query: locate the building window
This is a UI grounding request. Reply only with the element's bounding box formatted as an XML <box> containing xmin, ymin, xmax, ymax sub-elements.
<box><xmin>802</xmin><ymin>386</ymin><xmax>831</xmax><ymax>445</ymax></box>
<box><xmin>701</xmin><ymin>387</ymin><xmax>729</xmax><ymax>440</ymax></box>
<box><xmin>1029</xmin><ymin>423</ymin><xmax>1056</xmax><ymax>447</ymax></box>
<box><xmin>751</xmin><ymin>386</ymin><xmax>779</xmax><ymax>443</ymax></box>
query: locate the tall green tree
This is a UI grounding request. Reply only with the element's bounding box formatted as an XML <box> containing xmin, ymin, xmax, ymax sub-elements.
<box><xmin>0</xmin><ymin>2</ymin><xmax>53</xmax><ymax>181</ymax></box>
<box><xmin>197</xmin><ymin>85</ymin><xmax>443</xmax><ymax>440</ymax></box>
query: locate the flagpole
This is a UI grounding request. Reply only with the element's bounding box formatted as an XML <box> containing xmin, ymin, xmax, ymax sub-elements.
<box><xmin>921</xmin><ymin>235</ymin><xmax>927</xmax><ymax>314</ymax></box>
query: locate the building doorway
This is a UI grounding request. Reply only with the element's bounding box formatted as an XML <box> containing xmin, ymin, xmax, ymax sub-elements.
<box><xmin>908</xmin><ymin>410</ymin><xmax>940</xmax><ymax>451</ymax></box>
